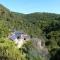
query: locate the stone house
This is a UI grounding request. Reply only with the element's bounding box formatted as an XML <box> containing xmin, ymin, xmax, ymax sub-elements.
<box><xmin>8</xmin><ymin>31</ymin><xmax>30</xmax><ymax>48</ymax></box>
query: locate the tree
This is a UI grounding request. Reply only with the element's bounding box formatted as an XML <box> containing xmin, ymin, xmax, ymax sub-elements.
<box><xmin>0</xmin><ymin>38</ymin><xmax>23</xmax><ymax>60</ymax></box>
<box><xmin>50</xmin><ymin>48</ymin><xmax>60</xmax><ymax>60</ymax></box>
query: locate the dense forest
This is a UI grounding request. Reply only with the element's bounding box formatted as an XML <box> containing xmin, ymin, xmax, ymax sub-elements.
<box><xmin>0</xmin><ymin>4</ymin><xmax>60</xmax><ymax>60</ymax></box>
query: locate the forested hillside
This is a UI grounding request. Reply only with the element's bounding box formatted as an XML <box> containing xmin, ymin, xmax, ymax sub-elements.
<box><xmin>0</xmin><ymin>4</ymin><xmax>60</xmax><ymax>60</ymax></box>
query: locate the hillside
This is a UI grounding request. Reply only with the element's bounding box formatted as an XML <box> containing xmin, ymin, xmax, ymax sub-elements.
<box><xmin>0</xmin><ymin>4</ymin><xmax>60</xmax><ymax>60</ymax></box>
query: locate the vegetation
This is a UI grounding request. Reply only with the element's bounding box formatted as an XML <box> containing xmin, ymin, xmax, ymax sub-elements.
<box><xmin>20</xmin><ymin>41</ymin><xmax>47</xmax><ymax>60</ymax></box>
<box><xmin>0</xmin><ymin>38</ymin><xmax>26</xmax><ymax>60</ymax></box>
<box><xmin>0</xmin><ymin>4</ymin><xmax>60</xmax><ymax>60</ymax></box>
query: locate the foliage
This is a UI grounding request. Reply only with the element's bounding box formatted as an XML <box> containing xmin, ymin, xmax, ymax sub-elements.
<box><xmin>20</xmin><ymin>41</ymin><xmax>48</xmax><ymax>60</ymax></box>
<box><xmin>50</xmin><ymin>48</ymin><xmax>60</xmax><ymax>60</ymax></box>
<box><xmin>0</xmin><ymin>38</ymin><xmax>23</xmax><ymax>60</ymax></box>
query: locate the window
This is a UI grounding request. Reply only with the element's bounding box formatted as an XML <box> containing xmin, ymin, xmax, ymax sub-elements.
<box><xmin>24</xmin><ymin>38</ymin><xmax>26</xmax><ymax>40</ymax></box>
<box><xmin>17</xmin><ymin>36</ymin><xmax>20</xmax><ymax>39</ymax></box>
